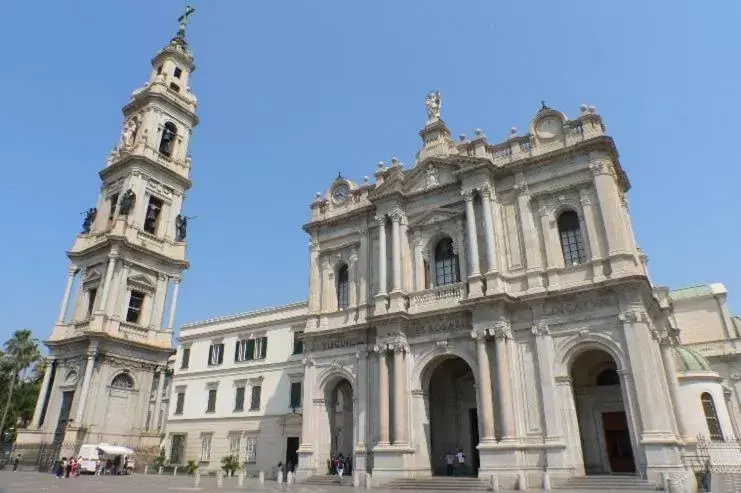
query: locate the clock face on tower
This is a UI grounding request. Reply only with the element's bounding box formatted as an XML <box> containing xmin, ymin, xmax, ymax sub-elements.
<box><xmin>535</xmin><ymin>116</ymin><xmax>562</xmax><ymax>139</ymax></box>
<box><xmin>332</xmin><ymin>184</ymin><xmax>350</xmax><ymax>204</ymax></box>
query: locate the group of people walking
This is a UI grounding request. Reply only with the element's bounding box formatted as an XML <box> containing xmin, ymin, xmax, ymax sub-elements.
<box><xmin>328</xmin><ymin>453</ymin><xmax>352</xmax><ymax>483</ymax></box>
<box><xmin>54</xmin><ymin>456</ymin><xmax>81</xmax><ymax>478</ymax></box>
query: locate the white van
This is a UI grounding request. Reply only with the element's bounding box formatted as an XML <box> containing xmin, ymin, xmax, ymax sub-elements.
<box><xmin>77</xmin><ymin>443</ymin><xmax>136</xmax><ymax>474</ymax></box>
<box><xmin>77</xmin><ymin>444</ymin><xmax>102</xmax><ymax>474</ymax></box>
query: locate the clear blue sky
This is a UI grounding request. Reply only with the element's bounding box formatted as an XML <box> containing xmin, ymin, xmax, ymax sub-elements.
<box><xmin>1</xmin><ymin>1</ymin><xmax>739</xmax><ymax>346</ymax></box>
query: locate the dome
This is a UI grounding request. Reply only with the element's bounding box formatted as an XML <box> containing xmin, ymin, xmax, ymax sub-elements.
<box><xmin>674</xmin><ymin>346</ymin><xmax>714</xmax><ymax>372</ymax></box>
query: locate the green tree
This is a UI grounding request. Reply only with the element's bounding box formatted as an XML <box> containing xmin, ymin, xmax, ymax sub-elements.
<box><xmin>0</xmin><ymin>330</ymin><xmax>42</xmax><ymax>437</ymax></box>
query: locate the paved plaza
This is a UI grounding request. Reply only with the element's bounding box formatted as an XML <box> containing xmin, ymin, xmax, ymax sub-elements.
<box><xmin>0</xmin><ymin>471</ymin><xmax>669</xmax><ymax>493</ymax></box>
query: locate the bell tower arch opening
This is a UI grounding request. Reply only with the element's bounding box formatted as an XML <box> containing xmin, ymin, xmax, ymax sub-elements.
<box><xmin>423</xmin><ymin>355</ymin><xmax>478</xmax><ymax>476</ymax></box>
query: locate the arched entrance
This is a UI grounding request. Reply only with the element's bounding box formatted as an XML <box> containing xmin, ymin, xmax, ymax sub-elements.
<box><xmin>571</xmin><ymin>349</ymin><xmax>636</xmax><ymax>474</ymax></box>
<box><xmin>326</xmin><ymin>378</ymin><xmax>354</xmax><ymax>459</ymax></box>
<box><xmin>424</xmin><ymin>356</ymin><xmax>478</xmax><ymax>476</ymax></box>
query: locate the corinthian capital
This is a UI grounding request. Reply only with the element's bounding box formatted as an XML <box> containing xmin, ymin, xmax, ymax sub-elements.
<box><xmin>478</xmin><ymin>185</ymin><xmax>492</xmax><ymax>199</ymax></box>
<box><xmin>470</xmin><ymin>329</ymin><xmax>488</xmax><ymax>342</ymax></box>
<box><xmin>492</xmin><ymin>320</ymin><xmax>512</xmax><ymax>340</ymax></box>
<box><xmin>462</xmin><ymin>189</ymin><xmax>475</xmax><ymax>202</ymax></box>
<box><xmin>514</xmin><ymin>180</ymin><xmax>529</xmax><ymax>196</ymax></box>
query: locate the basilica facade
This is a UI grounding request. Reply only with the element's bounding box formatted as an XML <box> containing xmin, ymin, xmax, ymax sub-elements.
<box><xmin>288</xmin><ymin>98</ymin><xmax>740</xmax><ymax>489</ymax></box>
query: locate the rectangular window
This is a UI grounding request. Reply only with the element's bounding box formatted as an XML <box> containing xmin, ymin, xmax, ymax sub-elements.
<box><xmin>126</xmin><ymin>290</ymin><xmax>145</xmax><ymax>323</ymax></box>
<box><xmin>229</xmin><ymin>435</ymin><xmax>241</xmax><ymax>459</ymax></box>
<box><xmin>200</xmin><ymin>434</ymin><xmax>212</xmax><ymax>461</ymax></box>
<box><xmin>156</xmin><ymin>65</ymin><xmax>163</xmax><ymax>75</ymax></box>
<box><xmin>293</xmin><ymin>331</ymin><xmax>304</xmax><ymax>355</ymax></box>
<box><xmin>255</xmin><ymin>336</ymin><xmax>268</xmax><ymax>359</ymax></box>
<box><xmin>181</xmin><ymin>347</ymin><xmax>190</xmax><ymax>369</ymax></box>
<box><xmin>235</xmin><ymin>339</ymin><xmax>255</xmax><ymax>362</ymax></box>
<box><xmin>169</xmin><ymin>82</ymin><xmax>181</xmax><ymax>93</ymax></box>
<box><xmin>87</xmin><ymin>288</ymin><xmax>97</xmax><ymax>316</ymax></box>
<box><xmin>174</xmin><ymin>67</ymin><xmax>183</xmax><ymax>79</ymax></box>
<box><xmin>244</xmin><ymin>437</ymin><xmax>257</xmax><ymax>464</ymax></box>
<box><xmin>143</xmin><ymin>196</ymin><xmax>164</xmax><ymax>234</ymax></box>
<box><xmin>108</xmin><ymin>193</ymin><xmax>119</xmax><ymax>221</ymax></box>
<box><xmin>206</xmin><ymin>388</ymin><xmax>217</xmax><ymax>413</ymax></box>
<box><xmin>289</xmin><ymin>382</ymin><xmax>302</xmax><ymax>410</ymax></box>
<box><xmin>208</xmin><ymin>343</ymin><xmax>224</xmax><ymax>366</ymax></box>
<box><xmin>250</xmin><ymin>386</ymin><xmax>261</xmax><ymax>411</ymax></box>
<box><xmin>174</xmin><ymin>392</ymin><xmax>185</xmax><ymax>415</ymax></box>
<box><xmin>234</xmin><ymin>386</ymin><xmax>245</xmax><ymax>412</ymax></box>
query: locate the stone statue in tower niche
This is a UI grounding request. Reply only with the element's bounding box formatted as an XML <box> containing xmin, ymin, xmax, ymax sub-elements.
<box><xmin>425</xmin><ymin>90</ymin><xmax>442</xmax><ymax>122</ymax></box>
<box><xmin>425</xmin><ymin>164</ymin><xmax>439</xmax><ymax>188</ymax></box>
<box><xmin>175</xmin><ymin>215</ymin><xmax>188</xmax><ymax>241</ymax></box>
<box><xmin>120</xmin><ymin>118</ymin><xmax>139</xmax><ymax>149</ymax></box>
<box><xmin>81</xmin><ymin>208</ymin><xmax>97</xmax><ymax>234</ymax></box>
<box><xmin>118</xmin><ymin>190</ymin><xmax>136</xmax><ymax>216</ymax></box>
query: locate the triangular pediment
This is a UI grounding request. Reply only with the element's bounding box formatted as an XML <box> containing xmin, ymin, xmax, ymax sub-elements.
<box><xmin>127</xmin><ymin>274</ymin><xmax>155</xmax><ymax>290</ymax></box>
<box><xmin>408</xmin><ymin>207</ymin><xmax>460</xmax><ymax>229</ymax></box>
<box><xmin>403</xmin><ymin>159</ymin><xmax>459</xmax><ymax>194</ymax></box>
<box><xmin>367</xmin><ymin>168</ymin><xmax>405</xmax><ymax>201</ymax></box>
<box><xmin>84</xmin><ymin>269</ymin><xmax>102</xmax><ymax>283</ymax></box>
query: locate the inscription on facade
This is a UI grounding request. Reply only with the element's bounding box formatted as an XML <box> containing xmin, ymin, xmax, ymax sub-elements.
<box><xmin>316</xmin><ymin>338</ymin><xmax>356</xmax><ymax>351</ymax></box>
<box><xmin>545</xmin><ymin>292</ymin><xmax>617</xmax><ymax>317</ymax></box>
<box><xmin>409</xmin><ymin>313</ymin><xmax>469</xmax><ymax>338</ymax></box>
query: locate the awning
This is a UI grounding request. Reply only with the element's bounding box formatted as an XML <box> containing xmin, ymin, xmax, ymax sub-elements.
<box><xmin>96</xmin><ymin>444</ymin><xmax>135</xmax><ymax>456</ymax></box>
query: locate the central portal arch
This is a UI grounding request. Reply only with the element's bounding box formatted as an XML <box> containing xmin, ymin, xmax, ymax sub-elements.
<box><xmin>422</xmin><ymin>355</ymin><xmax>478</xmax><ymax>476</ymax></box>
<box><xmin>327</xmin><ymin>378</ymin><xmax>354</xmax><ymax>458</ymax></box>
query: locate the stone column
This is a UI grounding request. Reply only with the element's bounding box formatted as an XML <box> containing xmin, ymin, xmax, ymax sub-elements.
<box><xmin>308</xmin><ymin>240</ymin><xmax>321</xmax><ymax>313</ymax></box>
<box><xmin>392</xmin><ymin>343</ymin><xmax>407</xmax><ymax>445</ymax></box>
<box><xmin>57</xmin><ymin>266</ymin><xmax>78</xmax><ymax>323</ymax></box>
<box><xmin>538</xmin><ymin>202</ymin><xmax>561</xmax><ymax>269</ymax></box>
<box><xmin>355</xmin><ymin>350</ymin><xmax>368</xmax><ymax>451</ymax></box>
<box><xmin>578</xmin><ymin>189</ymin><xmax>603</xmax><ymax>261</ymax></box>
<box><xmin>74</xmin><ymin>348</ymin><xmax>98</xmax><ymax>424</ymax></box>
<box><xmin>153</xmin><ymin>368</ymin><xmax>166</xmax><ymax>430</ymax></box>
<box><xmin>532</xmin><ymin>321</ymin><xmax>562</xmax><ymax>440</ymax></box>
<box><xmin>391</xmin><ymin>213</ymin><xmax>402</xmax><ymax>293</ymax></box>
<box><xmin>151</xmin><ymin>274</ymin><xmax>168</xmax><ymax>328</ymax></box>
<box><xmin>97</xmin><ymin>251</ymin><xmax>119</xmax><ymax>314</ymax></box>
<box><xmin>472</xmin><ymin>330</ymin><xmax>495</xmax><ymax>442</ymax></box>
<box><xmin>659</xmin><ymin>337</ymin><xmax>689</xmax><ymax>439</ymax></box>
<box><xmin>349</xmin><ymin>250</ymin><xmax>359</xmax><ymax>308</ymax></box>
<box><xmin>413</xmin><ymin>236</ymin><xmax>425</xmax><ymax>291</ymax></box>
<box><xmin>589</xmin><ymin>160</ymin><xmax>630</xmax><ymax>255</ymax></box>
<box><xmin>480</xmin><ymin>187</ymin><xmax>498</xmax><ymax>274</ymax></box>
<box><xmin>377</xmin><ymin>347</ymin><xmax>390</xmax><ymax>446</ymax></box>
<box><xmin>31</xmin><ymin>358</ymin><xmax>55</xmax><ymax>428</ymax></box>
<box><xmin>357</xmin><ymin>224</ymin><xmax>369</xmax><ymax>307</ymax></box>
<box><xmin>167</xmin><ymin>276</ymin><xmax>182</xmax><ymax>329</ymax></box>
<box><xmin>115</xmin><ymin>261</ymin><xmax>132</xmax><ymax>319</ymax></box>
<box><xmin>299</xmin><ymin>358</ymin><xmax>314</xmax><ymax>450</ymax></box>
<box><xmin>515</xmin><ymin>180</ymin><xmax>544</xmax><ymax>289</ymax></box>
<box><xmin>463</xmin><ymin>191</ymin><xmax>481</xmax><ymax>276</ymax></box>
<box><xmin>376</xmin><ymin>216</ymin><xmax>388</xmax><ymax>296</ymax></box>
<box><xmin>493</xmin><ymin>323</ymin><xmax>516</xmax><ymax>441</ymax></box>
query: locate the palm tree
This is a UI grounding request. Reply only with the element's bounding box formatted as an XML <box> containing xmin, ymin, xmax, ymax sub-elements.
<box><xmin>0</xmin><ymin>330</ymin><xmax>41</xmax><ymax>436</ymax></box>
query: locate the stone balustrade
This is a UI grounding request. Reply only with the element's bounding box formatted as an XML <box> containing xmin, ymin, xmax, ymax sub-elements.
<box><xmin>408</xmin><ymin>282</ymin><xmax>465</xmax><ymax>313</ymax></box>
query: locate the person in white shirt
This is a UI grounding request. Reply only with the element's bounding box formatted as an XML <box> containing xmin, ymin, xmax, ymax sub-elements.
<box><xmin>455</xmin><ymin>449</ymin><xmax>465</xmax><ymax>476</ymax></box>
<box><xmin>445</xmin><ymin>452</ymin><xmax>454</xmax><ymax>476</ymax></box>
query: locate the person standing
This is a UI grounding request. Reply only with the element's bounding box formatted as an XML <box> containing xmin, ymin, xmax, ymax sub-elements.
<box><xmin>336</xmin><ymin>453</ymin><xmax>345</xmax><ymax>484</ymax></box>
<box><xmin>445</xmin><ymin>452</ymin><xmax>454</xmax><ymax>476</ymax></box>
<box><xmin>455</xmin><ymin>448</ymin><xmax>466</xmax><ymax>476</ymax></box>
<box><xmin>12</xmin><ymin>454</ymin><xmax>20</xmax><ymax>471</ymax></box>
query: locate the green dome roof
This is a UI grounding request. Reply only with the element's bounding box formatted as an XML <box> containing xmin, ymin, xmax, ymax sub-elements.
<box><xmin>674</xmin><ymin>346</ymin><xmax>714</xmax><ymax>372</ymax></box>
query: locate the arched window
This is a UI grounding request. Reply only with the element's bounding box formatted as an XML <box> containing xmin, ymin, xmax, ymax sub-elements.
<box><xmin>557</xmin><ymin>210</ymin><xmax>587</xmax><ymax>266</ymax></box>
<box><xmin>434</xmin><ymin>238</ymin><xmax>459</xmax><ymax>286</ymax></box>
<box><xmin>596</xmin><ymin>368</ymin><xmax>620</xmax><ymax>386</ymax></box>
<box><xmin>111</xmin><ymin>373</ymin><xmax>135</xmax><ymax>389</ymax></box>
<box><xmin>336</xmin><ymin>264</ymin><xmax>349</xmax><ymax>310</ymax></box>
<box><xmin>701</xmin><ymin>392</ymin><xmax>724</xmax><ymax>441</ymax></box>
<box><xmin>159</xmin><ymin>122</ymin><xmax>177</xmax><ymax>157</ymax></box>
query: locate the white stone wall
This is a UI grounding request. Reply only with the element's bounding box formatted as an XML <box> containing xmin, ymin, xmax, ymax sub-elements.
<box><xmin>165</xmin><ymin>303</ymin><xmax>307</xmax><ymax>471</ymax></box>
<box><xmin>678</xmin><ymin>378</ymin><xmax>735</xmax><ymax>440</ymax></box>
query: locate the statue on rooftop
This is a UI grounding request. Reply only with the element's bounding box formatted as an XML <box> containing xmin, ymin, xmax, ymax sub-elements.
<box><xmin>81</xmin><ymin>208</ymin><xmax>97</xmax><ymax>234</ymax></box>
<box><xmin>425</xmin><ymin>90</ymin><xmax>442</xmax><ymax>123</ymax></box>
<box><xmin>118</xmin><ymin>190</ymin><xmax>136</xmax><ymax>216</ymax></box>
<box><xmin>175</xmin><ymin>214</ymin><xmax>188</xmax><ymax>241</ymax></box>
<box><xmin>176</xmin><ymin>5</ymin><xmax>196</xmax><ymax>40</ymax></box>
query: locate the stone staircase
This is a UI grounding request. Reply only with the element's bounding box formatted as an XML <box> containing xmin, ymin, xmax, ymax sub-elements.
<box><xmin>553</xmin><ymin>475</ymin><xmax>655</xmax><ymax>490</ymax></box>
<box><xmin>387</xmin><ymin>476</ymin><xmax>491</xmax><ymax>491</ymax></box>
<box><xmin>303</xmin><ymin>474</ymin><xmax>346</xmax><ymax>486</ymax></box>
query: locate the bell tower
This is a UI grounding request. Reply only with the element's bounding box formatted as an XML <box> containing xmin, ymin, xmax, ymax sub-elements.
<box><xmin>16</xmin><ymin>9</ymin><xmax>199</xmax><ymax>467</ymax></box>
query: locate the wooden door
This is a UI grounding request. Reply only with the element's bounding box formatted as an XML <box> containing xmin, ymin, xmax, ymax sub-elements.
<box><xmin>602</xmin><ymin>411</ymin><xmax>635</xmax><ymax>473</ymax></box>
